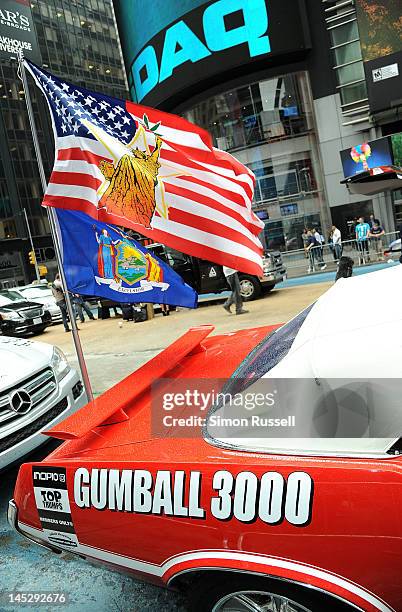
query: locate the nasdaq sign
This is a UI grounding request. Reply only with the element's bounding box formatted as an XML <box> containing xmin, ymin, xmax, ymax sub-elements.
<box><xmin>134</xmin><ymin>0</ymin><xmax>270</xmax><ymax>102</ymax></box>
<box><xmin>124</xmin><ymin>0</ymin><xmax>309</xmax><ymax>108</ymax></box>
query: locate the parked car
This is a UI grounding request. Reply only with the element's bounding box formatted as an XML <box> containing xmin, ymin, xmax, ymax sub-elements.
<box><xmin>12</xmin><ymin>283</ymin><xmax>62</xmax><ymax>324</ymax></box>
<box><xmin>384</xmin><ymin>237</ymin><xmax>401</xmax><ymax>262</ymax></box>
<box><xmin>9</xmin><ymin>265</ymin><xmax>402</xmax><ymax>612</ymax></box>
<box><xmin>0</xmin><ymin>335</ymin><xmax>86</xmax><ymax>471</ymax></box>
<box><xmin>0</xmin><ymin>290</ymin><xmax>52</xmax><ymax>336</ymax></box>
<box><xmin>147</xmin><ymin>244</ymin><xmax>286</xmax><ymax>301</ymax></box>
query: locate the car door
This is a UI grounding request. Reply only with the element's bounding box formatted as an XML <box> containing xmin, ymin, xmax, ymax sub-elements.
<box><xmin>163</xmin><ymin>247</ymin><xmax>197</xmax><ymax>290</ymax></box>
<box><xmin>197</xmin><ymin>258</ymin><xmax>228</xmax><ymax>293</ymax></box>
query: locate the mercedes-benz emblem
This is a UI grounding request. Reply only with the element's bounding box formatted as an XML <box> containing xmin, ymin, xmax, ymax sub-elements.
<box><xmin>9</xmin><ymin>389</ymin><xmax>32</xmax><ymax>415</ymax></box>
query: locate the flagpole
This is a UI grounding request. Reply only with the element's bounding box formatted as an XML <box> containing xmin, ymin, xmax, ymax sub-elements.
<box><xmin>17</xmin><ymin>52</ymin><xmax>93</xmax><ymax>403</ymax></box>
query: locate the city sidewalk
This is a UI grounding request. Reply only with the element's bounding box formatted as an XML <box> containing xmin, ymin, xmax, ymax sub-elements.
<box><xmin>280</xmin><ymin>260</ymin><xmax>399</xmax><ymax>288</ymax></box>
<box><xmin>37</xmin><ymin>282</ymin><xmax>331</xmax><ymax>397</ymax></box>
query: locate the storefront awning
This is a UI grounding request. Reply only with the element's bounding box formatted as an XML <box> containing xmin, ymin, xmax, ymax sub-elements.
<box><xmin>341</xmin><ymin>165</ymin><xmax>402</xmax><ymax>195</ymax></box>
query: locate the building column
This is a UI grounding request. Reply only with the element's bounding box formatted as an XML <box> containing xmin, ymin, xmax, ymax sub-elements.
<box><xmin>373</xmin><ymin>192</ymin><xmax>395</xmax><ymax>234</ymax></box>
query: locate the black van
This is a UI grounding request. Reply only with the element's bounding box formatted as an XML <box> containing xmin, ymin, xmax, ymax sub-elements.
<box><xmin>147</xmin><ymin>244</ymin><xmax>286</xmax><ymax>301</ymax></box>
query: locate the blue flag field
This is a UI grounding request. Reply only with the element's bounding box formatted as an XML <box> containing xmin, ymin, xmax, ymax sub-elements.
<box><xmin>56</xmin><ymin>209</ymin><xmax>197</xmax><ymax>308</ymax></box>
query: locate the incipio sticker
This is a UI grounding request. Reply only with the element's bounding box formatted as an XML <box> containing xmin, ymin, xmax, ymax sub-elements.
<box><xmin>32</xmin><ymin>466</ymin><xmax>78</xmax><ymax>549</ymax></box>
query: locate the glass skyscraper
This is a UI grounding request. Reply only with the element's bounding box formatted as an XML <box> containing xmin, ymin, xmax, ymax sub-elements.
<box><xmin>0</xmin><ymin>0</ymin><xmax>128</xmax><ymax>286</ymax></box>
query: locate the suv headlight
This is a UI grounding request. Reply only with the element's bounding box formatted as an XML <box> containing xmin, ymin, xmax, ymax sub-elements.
<box><xmin>262</xmin><ymin>257</ymin><xmax>273</xmax><ymax>274</ymax></box>
<box><xmin>0</xmin><ymin>311</ymin><xmax>21</xmax><ymax>321</ymax></box>
<box><xmin>51</xmin><ymin>347</ymin><xmax>70</xmax><ymax>381</ymax></box>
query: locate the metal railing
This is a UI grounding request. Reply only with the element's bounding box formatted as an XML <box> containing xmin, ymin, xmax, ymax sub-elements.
<box><xmin>281</xmin><ymin>231</ymin><xmax>400</xmax><ymax>277</ymax></box>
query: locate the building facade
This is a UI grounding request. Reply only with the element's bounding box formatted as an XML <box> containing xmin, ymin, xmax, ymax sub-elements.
<box><xmin>0</xmin><ymin>0</ymin><xmax>128</xmax><ymax>287</ymax></box>
<box><xmin>114</xmin><ymin>0</ymin><xmax>402</xmax><ymax>252</ymax></box>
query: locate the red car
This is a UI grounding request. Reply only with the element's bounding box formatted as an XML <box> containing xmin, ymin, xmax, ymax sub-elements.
<box><xmin>8</xmin><ymin>267</ymin><xmax>402</xmax><ymax>612</ymax></box>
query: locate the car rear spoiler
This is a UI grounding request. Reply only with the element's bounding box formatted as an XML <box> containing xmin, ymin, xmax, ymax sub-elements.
<box><xmin>44</xmin><ymin>325</ymin><xmax>214</xmax><ymax>440</ymax></box>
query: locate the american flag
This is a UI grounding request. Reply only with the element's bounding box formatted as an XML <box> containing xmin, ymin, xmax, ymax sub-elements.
<box><xmin>26</xmin><ymin>61</ymin><xmax>264</xmax><ymax>276</ymax></box>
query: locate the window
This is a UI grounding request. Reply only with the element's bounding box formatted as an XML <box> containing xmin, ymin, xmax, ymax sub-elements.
<box><xmin>0</xmin><ymin>220</ymin><xmax>17</xmax><ymax>239</ymax></box>
<box><xmin>250</xmin><ymin>158</ymin><xmax>316</xmax><ymax>205</ymax></box>
<box><xmin>19</xmin><ymin>286</ymin><xmax>52</xmax><ymax>300</ymax></box>
<box><xmin>280</xmin><ymin>203</ymin><xmax>299</xmax><ymax>217</ymax></box>
<box><xmin>262</xmin><ymin>213</ymin><xmax>322</xmax><ymax>251</ymax></box>
<box><xmin>225</xmin><ymin>304</ymin><xmax>314</xmax><ymax>386</ymax></box>
<box><xmin>0</xmin><ymin>290</ymin><xmax>24</xmax><ymax>305</ymax></box>
<box><xmin>333</xmin><ymin>40</ymin><xmax>362</xmax><ymax>65</ymax></box>
<box><xmin>164</xmin><ymin>247</ymin><xmax>190</xmax><ymax>267</ymax></box>
<box><xmin>184</xmin><ymin>73</ymin><xmax>311</xmax><ymax>153</ymax></box>
<box><xmin>45</xmin><ymin>26</ymin><xmax>58</xmax><ymax>42</ymax></box>
<box><xmin>204</xmin><ymin>304</ymin><xmax>315</xmax><ymax>447</ymax></box>
<box><xmin>325</xmin><ymin>6</ymin><xmax>369</xmax><ymax>114</ymax></box>
<box><xmin>330</xmin><ymin>19</ymin><xmax>359</xmax><ymax>46</ymax></box>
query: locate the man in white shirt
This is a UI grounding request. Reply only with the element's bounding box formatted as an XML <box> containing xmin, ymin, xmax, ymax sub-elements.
<box><xmin>222</xmin><ymin>266</ymin><xmax>248</xmax><ymax>315</ymax></box>
<box><xmin>51</xmin><ymin>274</ymin><xmax>70</xmax><ymax>332</ymax></box>
<box><xmin>331</xmin><ymin>225</ymin><xmax>342</xmax><ymax>262</ymax></box>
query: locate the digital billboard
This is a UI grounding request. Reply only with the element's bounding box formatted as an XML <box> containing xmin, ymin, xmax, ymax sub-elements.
<box><xmin>355</xmin><ymin>0</ymin><xmax>402</xmax><ymax>113</ymax></box>
<box><xmin>114</xmin><ymin>0</ymin><xmax>310</xmax><ymax>109</ymax></box>
<box><xmin>391</xmin><ymin>133</ymin><xmax>402</xmax><ymax>168</ymax></box>
<box><xmin>340</xmin><ymin>137</ymin><xmax>393</xmax><ymax>178</ymax></box>
<box><xmin>0</xmin><ymin>0</ymin><xmax>41</xmax><ymax>63</ymax></box>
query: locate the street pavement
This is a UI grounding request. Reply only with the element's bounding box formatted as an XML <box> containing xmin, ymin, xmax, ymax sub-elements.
<box><xmin>33</xmin><ymin>282</ymin><xmax>332</xmax><ymax>396</ymax></box>
<box><xmin>0</xmin><ymin>280</ymin><xmax>336</xmax><ymax>612</ymax></box>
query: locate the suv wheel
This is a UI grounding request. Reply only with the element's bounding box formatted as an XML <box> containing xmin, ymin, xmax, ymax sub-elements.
<box><xmin>238</xmin><ymin>275</ymin><xmax>261</xmax><ymax>301</ymax></box>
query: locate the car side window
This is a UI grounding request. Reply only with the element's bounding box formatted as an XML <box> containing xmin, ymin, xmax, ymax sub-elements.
<box><xmin>165</xmin><ymin>248</ymin><xmax>190</xmax><ymax>266</ymax></box>
<box><xmin>229</xmin><ymin>303</ymin><xmax>315</xmax><ymax>391</ymax></box>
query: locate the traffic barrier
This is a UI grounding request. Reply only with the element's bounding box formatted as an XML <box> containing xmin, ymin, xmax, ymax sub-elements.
<box><xmin>280</xmin><ymin>231</ymin><xmax>399</xmax><ymax>276</ymax></box>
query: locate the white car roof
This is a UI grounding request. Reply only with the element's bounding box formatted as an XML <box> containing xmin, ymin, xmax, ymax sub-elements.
<box><xmin>209</xmin><ymin>265</ymin><xmax>402</xmax><ymax>458</ymax></box>
<box><xmin>282</xmin><ymin>263</ymin><xmax>402</xmax><ymax>378</ymax></box>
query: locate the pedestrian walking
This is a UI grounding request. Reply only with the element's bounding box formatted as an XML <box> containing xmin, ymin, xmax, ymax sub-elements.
<box><xmin>222</xmin><ymin>267</ymin><xmax>248</xmax><ymax>315</ymax></box>
<box><xmin>331</xmin><ymin>224</ymin><xmax>342</xmax><ymax>262</ymax></box>
<box><xmin>368</xmin><ymin>222</ymin><xmax>385</xmax><ymax>261</ymax></box>
<box><xmin>51</xmin><ymin>274</ymin><xmax>70</xmax><ymax>332</ymax></box>
<box><xmin>72</xmin><ymin>294</ymin><xmax>95</xmax><ymax>322</ymax></box>
<box><xmin>355</xmin><ymin>216</ymin><xmax>371</xmax><ymax>263</ymax></box>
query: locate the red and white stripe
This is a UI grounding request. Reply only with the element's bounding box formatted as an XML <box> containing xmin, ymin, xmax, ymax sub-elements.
<box><xmin>40</xmin><ymin>99</ymin><xmax>264</xmax><ymax>276</ymax></box>
<box><xmin>16</xmin><ymin>522</ymin><xmax>396</xmax><ymax>612</ymax></box>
